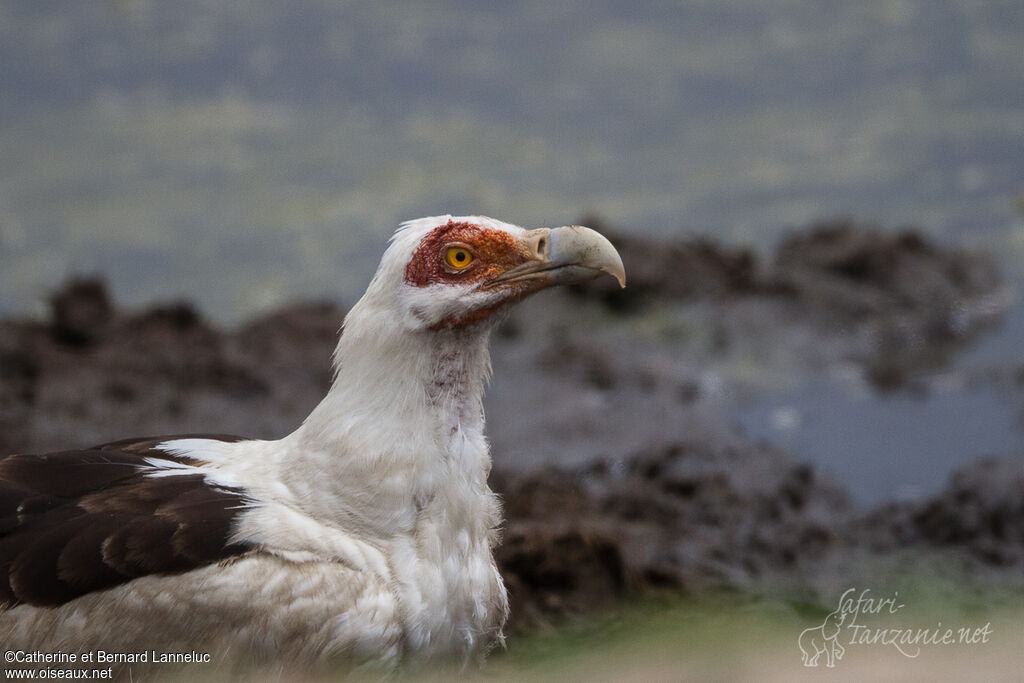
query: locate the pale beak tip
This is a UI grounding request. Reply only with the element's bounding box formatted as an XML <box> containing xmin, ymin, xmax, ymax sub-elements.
<box><xmin>551</xmin><ymin>225</ymin><xmax>627</xmax><ymax>288</ymax></box>
<box><xmin>599</xmin><ymin>261</ymin><xmax>626</xmax><ymax>288</ymax></box>
<box><xmin>580</xmin><ymin>226</ymin><xmax>626</xmax><ymax>288</ymax></box>
<box><xmin>607</xmin><ymin>261</ymin><xmax>627</xmax><ymax>289</ymax></box>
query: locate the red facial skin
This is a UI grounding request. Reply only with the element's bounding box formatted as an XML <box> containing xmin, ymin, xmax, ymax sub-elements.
<box><xmin>404</xmin><ymin>221</ymin><xmax>538</xmax><ymax>329</ymax></box>
<box><xmin>404</xmin><ymin>221</ymin><xmax>533</xmax><ymax>287</ymax></box>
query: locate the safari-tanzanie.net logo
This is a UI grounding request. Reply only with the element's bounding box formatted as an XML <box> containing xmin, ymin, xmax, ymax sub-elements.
<box><xmin>798</xmin><ymin>588</ymin><xmax>993</xmax><ymax>668</ymax></box>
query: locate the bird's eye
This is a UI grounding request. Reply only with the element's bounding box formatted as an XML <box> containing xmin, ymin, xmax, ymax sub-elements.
<box><xmin>444</xmin><ymin>245</ymin><xmax>475</xmax><ymax>270</ymax></box>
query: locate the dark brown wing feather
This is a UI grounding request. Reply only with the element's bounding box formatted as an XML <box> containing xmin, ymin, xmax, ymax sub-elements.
<box><xmin>0</xmin><ymin>435</ymin><xmax>253</xmax><ymax>608</ymax></box>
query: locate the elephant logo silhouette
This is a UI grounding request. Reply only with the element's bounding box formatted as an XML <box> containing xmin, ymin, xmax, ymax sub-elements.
<box><xmin>798</xmin><ymin>609</ymin><xmax>847</xmax><ymax>667</ymax></box>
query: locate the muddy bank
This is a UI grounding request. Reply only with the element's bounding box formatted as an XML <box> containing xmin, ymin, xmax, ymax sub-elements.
<box><xmin>575</xmin><ymin>218</ymin><xmax>1002</xmax><ymax>389</ymax></box>
<box><xmin>493</xmin><ymin>440</ymin><xmax>851</xmax><ymax>628</ymax></box>
<box><xmin>0</xmin><ymin>220</ymin><xmax>1019</xmax><ymax>630</ymax></box>
<box><xmin>0</xmin><ymin>282</ymin><xmax>342</xmax><ymax>454</ymax></box>
<box><xmin>496</xmin><ymin>446</ymin><xmax>1024</xmax><ymax>630</ymax></box>
<box><xmin>860</xmin><ymin>455</ymin><xmax>1024</xmax><ymax>566</ymax></box>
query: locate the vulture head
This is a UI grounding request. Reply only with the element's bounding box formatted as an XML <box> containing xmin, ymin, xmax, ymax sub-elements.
<box><xmin>360</xmin><ymin>215</ymin><xmax>626</xmax><ymax>332</ymax></box>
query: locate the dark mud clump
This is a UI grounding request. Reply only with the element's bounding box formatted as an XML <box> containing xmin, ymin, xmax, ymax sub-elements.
<box><xmin>493</xmin><ymin>442</ymin><xmax>850</xmax><ymax>629</ymax></box>
<box><xmin>770</xmin><ymin>222</ymin><xmax>1002</xmax><ymax>388</ymax></box>
<box><xmin>568</xmin><ymin>216</ymin><xmax>760</xmax><ymax>312</ymax></box>
<box><xmin>771</xmin><ymin>222</ymin><xmax>998</xmax><ymax>318</ymax></box>
<box><xmin>860</xmin><ymin>455</ymin><xmax>1024</xmax><ymax>566</ymax></box>
<box><xmin>0</xmin><ymin>283</ymin><xmax>342</xmax><ymax>454</ymax></box>
<box><xmin>574</xmin><ymin>219</ymin><xmax>1002</xmax><ymax>390</ymax></box>
<box><xmin>49</xmin><ymin>277</ymin><xmax>115</xmax><ymax>347</ymax></box>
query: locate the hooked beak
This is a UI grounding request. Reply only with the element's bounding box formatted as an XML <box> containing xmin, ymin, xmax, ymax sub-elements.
<box><xmin>485</xmin><ymin>225</ymin><xmax>626</xmax><ymax>290</ymax></box>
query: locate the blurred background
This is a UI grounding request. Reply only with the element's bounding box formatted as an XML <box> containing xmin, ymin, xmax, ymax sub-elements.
<box><xmin>3</xmin><ymin>1</ymin><xmax>1022</xmax><ymax>319</ymax></box>
<box><xmin>2</xmin><ymin>1</ymin><xmax>1024</xmax><ymax>679</ymax></box>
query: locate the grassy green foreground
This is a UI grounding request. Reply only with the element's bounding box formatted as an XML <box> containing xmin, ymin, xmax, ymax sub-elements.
<box><xmin>393</xmin><ymin>577</ymin><xmax>1023</xmax><ymax>682</ymax></box>
<box><xmin>479</xmin><ymin>597</ymin><xmax>1018</xmax><ymax>681</ymax></box>
<box><xmin>160</xmin><ymin>576</ymin><xmax>1023</xmax><ymax>682</ymax></box>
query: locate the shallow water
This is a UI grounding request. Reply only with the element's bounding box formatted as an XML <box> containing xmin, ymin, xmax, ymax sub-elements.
<box><xmin>735</xmin><ymin>377</ymin><xmax>1023</xmax><ymax>507</ymax></box>
<box><xmin>736</xmin><ymin>280</ymin><xmax>1024</xmax><ymax>507</ymax></box>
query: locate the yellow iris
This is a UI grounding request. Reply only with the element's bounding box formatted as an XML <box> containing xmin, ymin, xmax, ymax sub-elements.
<box><xmin>444</xmin><ymin>246</ymin><xmax>474</xmax><ymax>269</ymax></box>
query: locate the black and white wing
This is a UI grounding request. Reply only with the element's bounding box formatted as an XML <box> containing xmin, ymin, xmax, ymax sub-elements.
<box><xmin>0</xmin><ymin>435</ymin><xmax>254</xmax><ymax>608</ymax></box>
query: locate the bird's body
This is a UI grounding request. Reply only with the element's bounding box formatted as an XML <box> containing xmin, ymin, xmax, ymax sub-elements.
<box><xmin>0</xmin><ymin>216</ymin><xmax>624</xmax><ymax>674</ymax></box>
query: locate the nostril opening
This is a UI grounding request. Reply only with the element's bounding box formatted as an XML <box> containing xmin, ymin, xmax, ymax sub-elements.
<box><xmin>537</xmin><ymin>237</ymin><xmax>547</xmax><ymax>256</ymax></box>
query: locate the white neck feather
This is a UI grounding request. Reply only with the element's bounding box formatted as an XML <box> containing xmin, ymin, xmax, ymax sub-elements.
<box><xmin>282</xmin><ymin>291</ymin><xmax>497</xmax><ymax>537</ymax></box>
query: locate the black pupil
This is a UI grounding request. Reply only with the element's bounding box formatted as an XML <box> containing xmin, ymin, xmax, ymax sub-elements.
<box><xmin>455</xmin><ymin>251</ymin><xmax>466</xmax><ymax>262</ymax></box>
